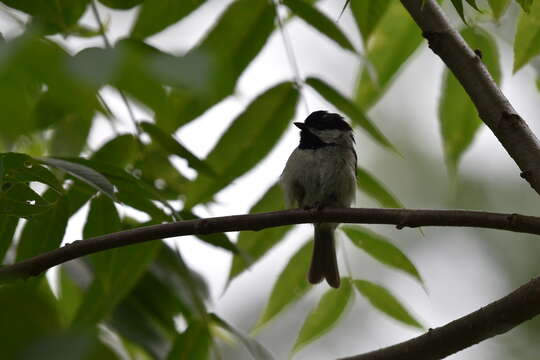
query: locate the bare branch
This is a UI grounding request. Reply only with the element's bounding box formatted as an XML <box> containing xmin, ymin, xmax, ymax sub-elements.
<box><xmin>2</xmin><ymin>207</ymin><xmax>540</xmax><ymax>283</ymax></box>
<box><xmin>340</xmin><ymin>274</ymin><xmax>540</xmax><ymax>360</ymax></box>
<box><xmin>400</xmin><ymin>0</ymin><xmax>540</xmax><ymax>195</ymax></box>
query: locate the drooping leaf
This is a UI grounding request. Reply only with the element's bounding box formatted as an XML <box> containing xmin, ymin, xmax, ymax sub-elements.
<box><xmin>211</xmin><ymin>314</ymin><xmax>275</xmax><ymax>360</ymax></box>
<box><xmin>306</xmin><ymin>77</ymin><xmax>396</xmax><ymax>151</ymax></box>
<box><xmin>98</xmin><ymin>0</ymin><xmax>142</xmax><ymax>10</ymax></box>
<box><xmin>15</xmin><ymin>193</ymin><xmax>70</xmax><ymax>262</ymax></box>
<box><xmin>49</xmin><ymin>113</ymin><xmax>93</xmax><ymax>157</ymax></box>
<box><xmin>110</xmin><ymin>295</ymin><xmax>171</xmax><ymax>359</ymax></box>
<box><xmin>0</xmin><ymin>183</ymin><xmax>55</xmax><ymax>217</ymax></box>
<box><xmin>74</xmin><ymin>200</ymin><xmax>161</xmax><ymax>326</ymax></box>
<box><xmin>439</xmin><ymin>28</ymin><xmax>501</xmax><ymax>172</ymax></box>
<box><xmin>465</xmin><ymin>0</ymin><xmax>480</xmax><ymax>11</ymax></box>
<box><xmin>58</xmin><ymin>266</ymin><xmax>84</xmax><ymax>327</ymax></box>
<box><xmin>0</xmin><ymin>215</ymin><xmax>18</xmax><ymax>261</ymax></box>
<box><xmin>40</xmin><ymin>157</ymin><xmax>116</xmax><ymax>200</ymax></box>
<box><xmin>167</xmin><ymin>321</ymin><xmax>212</xmax><ymax>360</ymax></box>
<box><xmin>354</xmin><ymin>279</ymin><xmax>423</xmax><ymax>328</ymax></box>
<box><xmin>1</xmin><ymin>0</ymin><xmax>90</xmax><ymax>34</ymax></box>
<box><xmin>283</xmin><ymin>0</ymin><xmax>356</xmax><ymax>52</ymax></box>
<box><xmin>488</xmin><ymin>0</ymin><xmax>511</xmax><ymax>19</ymax></box>
<box><xmin>155</xmin><ymin>0</ymin><xmax>276</xmax><ymax>131</ymax></box>
<box><xmin>450</xmin><ymin>0</ymin><xmax>466</xmax><ymax>23</ymax></box>
<box><xmin>350</xmin><ymin>0</ymin><xmax>391</xmax><ymax>43</ymax></box>
<box><xmin>184</xmin><ymin>82</ymin><xmax>299</xmax><ymax>208</ymax></box>
<box><xmin>0</xmin><ymin>280</ymin><xmax>62</xmax><ymax>359</ymax></box>
<box><xmin>0</xmin><ymin>153</ymin><xmax>63</xmax><ymax>193</ymax></box>
<box><xmin>131</xmin><ymin>0</ymin><xmax>205</xmax><ymax>39</ymax></box>
<box><xmin>254</xmin><ymin>240</ymin><xmax>313</xmax><ymax>332</ymax></box>
<box><xmin>227</xmin><ymin>183</ymin><xmax>292</xmax><ymax>284</ymax></box>
<box><xmin>513</xmin><ymin>0</ymin><xmax>540</xmax><ymax>72</ymax></box>
<box><xmin>357</xmin><ymin>167</ymin><xmax>403</xmax><ymax>208</ymax></box>
<box><xmin>134</xmin><ymin>148</ymin><xmax>189</xmax><ymax>201</ymax></box>
<box><xmin>179</xmin><ymin>210</ymin><xmax>239</xmax><ymax>254</ymax></box>
<box><xmin>91</xmin><ymin>134</ymin><xmax>139</xmax><ymax>168</ymax></box>
<box><xmin>109</xmin><ymin>242</ymin><xmax>209</xmax><ymax>359</ymax></box>
<box><xmin>140</xmin><ymin>122</ymin><xmax>217</xmax><ymax>177</ymax></box>
<box><xmin>516</xmin><ymin>0</ymin><xmax>533</xmax><ymax>12</ymax></box>
<box><xmin>355</xmin><ymin>1</ymin><xmax>423</xmax><ymax>109</ymax></box>
<box><xmin>342</xmin><ymin>226</ymin><xmax>422</xmax><ymax>284</ymax></box>
<box><xmin>292</xmin><ymin>278</ymin><xmax>353</xmax><ymax>355</ymax></box>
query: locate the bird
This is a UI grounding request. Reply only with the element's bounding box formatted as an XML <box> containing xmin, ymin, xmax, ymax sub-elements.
<box><xmin>280</xmin><ymin>110</ymin><xmax>357</xmax><ymax>288</ymax></box>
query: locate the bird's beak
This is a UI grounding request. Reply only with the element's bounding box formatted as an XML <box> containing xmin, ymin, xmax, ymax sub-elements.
<box><xmin>294</xmin><ymin>122</ymin><xmax>306</xmax><ymax>130</ymax></box>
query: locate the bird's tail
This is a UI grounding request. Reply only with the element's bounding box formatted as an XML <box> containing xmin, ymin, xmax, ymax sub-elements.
<box><xmin>308</xmin><ymin>224</ymin><xmax>340</xmax><ymax>288</ymax></box>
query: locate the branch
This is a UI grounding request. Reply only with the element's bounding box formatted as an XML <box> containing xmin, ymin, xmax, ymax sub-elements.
<box><xmin>2</xmin><ymin>208</ymin><xmax>540</xmax><ymax>282</ymax></box>
<box><xmin>400</xmin><ymin>0</ymin><xmax>540</xmax><ymax>196</ymax></box>
<box><xmin>340</xmin><ymin>273</ymin><xmax>540</xmax><ymax>360</ymax></box>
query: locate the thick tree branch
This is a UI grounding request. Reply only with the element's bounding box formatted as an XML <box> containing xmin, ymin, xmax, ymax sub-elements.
<box><xmin>340</xmin><ymin>274</ymin><xmax>540</xmax><ymax>360</ymax></box>
<box><xmin>1</xmin><ymin>207</ymin><xmax>540</xmax><ymax>282</ymax></box>
<box><xmin>400</xmin><ymin>0</ymin><xmax>540</xmax><ymax>195</ymax></box>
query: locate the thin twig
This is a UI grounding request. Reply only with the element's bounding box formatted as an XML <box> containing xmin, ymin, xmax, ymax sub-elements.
<box><xmin>400</xmin><ymin>0</ymin><xmax>540</xmax><ymax>196</ymax></box>
<box><xmin>273</xmin><ymin>0</ymin><xmax>310</xmax><ymax>115</ymax></box>
<box><xmin>2</xmin><ymin>207</ymin><xmax>540</xmax><ymax>282</ymax></box>
<box><xmin>90</xmin><ymin>0</ymin><xmax>142</xmax><ymax>137</ymax></box>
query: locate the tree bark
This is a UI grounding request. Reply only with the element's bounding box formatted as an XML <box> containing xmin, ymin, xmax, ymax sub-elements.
<box><xmin>400</xmin><ymin>0</ymin><xmax>540</xmax><ymax>196</ymax></box>
<box><xmin>2</xmin><ymin>207</ymin><xmax>540</xmax><ymax>282</ymax></box>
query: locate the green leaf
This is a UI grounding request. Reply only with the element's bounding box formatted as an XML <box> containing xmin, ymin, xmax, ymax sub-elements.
<box><xmin>91</xmin><ymin>134</ymin><xmax>139</xmax><ymax>168</ymax></box>
<box><xmin>110</xmin><ymin>242</ymin><xmax>209</xmax><ymax>359</ymax></box>
<box><xmin>179</xmin><ymin>210</ymin><xmax>239</xmax><ymax>254</ymax></box>
<box><xmin>140</xmin><ymin>122</ymin><xmax>217</xmax><ymax>177</ymax></box>
<box><xmin>355</xmin><ymin>1</ymin><xmax>423</xmax><ymax>109</ymax></box>
<box><xmin>184</xmin><ymin>82</ymin><xmax>299</xmax><ymax>208</ymax></box>
<box><xmin>254</xmin><ymin>240</ymin><xmax>313</xmax><ymax>332</ymax></box>
<box><xmin>357</xmin><ymin>167</ymin><xmax>403</xmax><ymax>208</ymax></box>
<box><xmin>450</xmin><ymin>0</ymin><xmax>466</xmax><ymax>23</ymax></box>
<box><xmin>0</xmin><ymin>281</ymin><xmax>62</xmax><ymax>358</ymax></box>
<box><xmin>516</xmin><ymin>0</ymin><xmax>533</xmax><ymax>12</ymax></box>
<box><xmin>283</xmin><ymin>0</ymin><xmax>356</xmax><ymax>52</ymax></box>
<box><xmin>292</xmin><ymin>279</ymin><xmax>353</xmax><ymax>355</ymax></box>
<box><xmin>83</xmin><ymin>193</ymin><xmax>121</xmax><ymax>239</ymax></box>
<box><xmin>350</xmin><ymin>0</ymin><xmax>391</xmax><ymax>43</ymax></box>
<box><xmin>40</xmin><ymin>157</ymin><xmax>116</xmax><ymax>200</ymax></box>
<box><xmin>167</xmin><ymin>321</ymin><xmax>211</xmax><ymax>360</ymax></box>
<box><xmin>513</xmin><ymin>0</ymin><xmax>540</xmax><ymax>72</ymax></box>
<box><xmin>211</xmin><ymin>314</ymin><xmax>275</xmax><ymax>360</ymax></box>
<box><xmin>440</xmin><ymin>28</ymin><xmax>501</xmax><ymax>172</ymax></box>
<box><xmin>465</xmin><ymin>0</ymin><xmax>480</xmax><ymax>11</ymax></box>
<box><xmin>49</xmin><ymin>113</ymin><xmax>92</xmax><ymax>157</ymax></box>
<box><xmin>306</xmin><ymin>77</ymin><xmax>395</xmax><ymax>151</ymax></box>
<box><xmin>0</xmin><ymin>215</ymin><xmax>18</xmax><ymax>261</ymax></box>
<box><xmin>0</xmin><ymin>153</ymin><xmax>63</xmax><ymax>193</ymax></box>
<box><xmin>134</xmin><ymin>148</ymin><xmax>189</xmax><ymax>201</ymax></box>
<box><xmin>342</xmin><ymin>226</ymin><xmax>422</xmax><ymax>283</ymax></box>
<box><xmin>227</xmin><ymin>183</ymin><xmax>292</xmax><ymax>284</ymax></box>
<box><xmin>58</xmin><ymin>267</ymin><xmax>84</xmax><ymax>327</ymax></box>
<box><xmin>155</xmin><ymin>0</ymin><xmax>276</xmax><ymax>131</ymax></box>
<box><xmin>1</xmin><ymin>0</ymin><xmax>89</xmax><ymax>34</ymax></box>
<box><xmin>488</xmin><ymin>0</ymin><xmax>511</xmax><ymax>19</ymax></box>
<box><xmin>74</xmin><ymin>198</ymin><xmax>161</xmax><ymax>325</ymax></box>
<box><xmin>354</xmin><ymin>279</ymin><xmax>423</xmax><ymax>328</ymax></box>
<box><xmin>0</xmin><ymin>183</ymin><xmax>54</xmax><ymax>217</ymax></box>
<box><xmin>98</xmin><ymin>0</ymin><xmax>142</xmax><ymax>9</ymax></box>
<box><xmin>15</xmin><ymin>193</ymin><xmax>70</xmax><ymax>262</ymax></box>
<box><xmin>131</xmin><ymin>0</ymin><xmax>205</xmax><ymax>39</ymax></box>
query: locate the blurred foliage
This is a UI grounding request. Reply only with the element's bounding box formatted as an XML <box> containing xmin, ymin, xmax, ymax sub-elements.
<box><xmin>0</xmin><ymin>0</ymin><xmax>538</xmax><ymax>359</ymax></box>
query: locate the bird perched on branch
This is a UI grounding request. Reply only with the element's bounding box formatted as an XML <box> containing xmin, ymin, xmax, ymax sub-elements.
<box><xmin>281</xmin><ymin>111</ymin><xmax>357</xmax><ymax>288</ymax></box>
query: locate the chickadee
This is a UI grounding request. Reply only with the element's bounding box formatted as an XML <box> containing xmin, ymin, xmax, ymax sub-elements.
<box><xmin>281</xmin><ymin>111</ymin><xmax>357</xmax><ymax>288</ymax></box>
